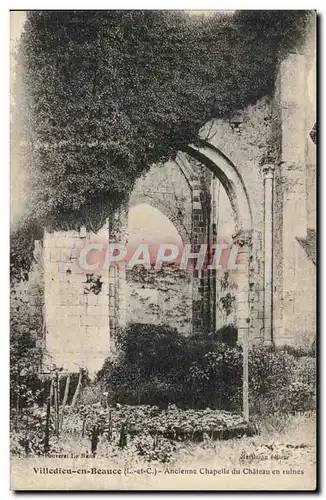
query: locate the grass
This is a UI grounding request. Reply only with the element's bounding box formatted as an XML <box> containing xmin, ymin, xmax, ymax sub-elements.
<box><xmin>11</xmin><ymin>411</ymin><xmax>316</xmax><ymax>490</ymax></box>
<box><xmin>171</xmin><ymin>411</ymin><xmax>316</xmax><ymax>470</ymax></box>
<box><xmin>36</xmin><ymin>411</ymin><xmax>315</xmax><ymax>470</ymax></box>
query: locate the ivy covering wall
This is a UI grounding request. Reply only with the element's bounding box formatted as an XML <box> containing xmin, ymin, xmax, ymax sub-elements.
<box><xmin>11</xmin><ymin>10</ymin><xmax>312</xmax><ymax>281</ymax></box>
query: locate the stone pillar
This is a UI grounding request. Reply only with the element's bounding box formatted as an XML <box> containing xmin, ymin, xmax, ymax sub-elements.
<box><xmin>232</xmin><ymin>231</ymin><xmax>252</xmax><ymax>344</ymax></box>
<box><xmin>193</xmin><ymin>168</ymin><xmax>219</xmax><ymax>334</ymax></box>
<box><xmin>191</xmin><ymin>174</ymin><xmax>207</xmax><ymax>334</ymax></box>
<box><xmin>117</xmin><ymin>265</ymin><xmax>127</xmax><ymax>328</ymax></box>
<box><xmin>262</xmin><ymin>161</ymin><xmax>275</xmax><ymax>345</ymax></box>
<box><xmin>107</xmin><ymin>206</ymin><xmax>128</xmax><ymax>345</ymax></box>
<box><xmin>108</xmin><ymin>265</ymin><xmax>117</xmax><ymax>343</ymax></box>
<box><xmin>229</xmin><ymin>230</ymin><xmax>252</xmax><ymax>421</ymax></box>
<box><xmin>273</xmin><ymin>53</ymin><xmax>308</xmax><ymax>345</ymax></box>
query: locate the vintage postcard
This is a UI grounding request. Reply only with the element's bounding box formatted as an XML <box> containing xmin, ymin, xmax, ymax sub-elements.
<box><xmin>10</xmin><ymin>10</ymin><xmax>317</xmax><ymax>490</ymax></box>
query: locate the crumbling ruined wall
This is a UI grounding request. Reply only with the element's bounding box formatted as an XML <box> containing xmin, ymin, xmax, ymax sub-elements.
<box><xmin>126</xmin><ymin>266</ymin><xmax>193</xmax><ymax>335</ymax></box>
<box><xmin>272</xmin><ymin>22</ymin><xmax>316</xmax><ymax>348</ymax></box>
<box><xmin>128</xmin><ymin>161</ymin><xmax>193</xmax><ymax>244</ymax></box>
<box><xmin>43</xmin><ymin>228</ymin><xmax>110</xmax><ymax>373</ymax></box>
<box><xmin>39</xmin><ymin>27</ymin><xmax>316</xmax><ymax>373</ymax></box>
<box><xmin>126</xmin><ymin>161</ymin><xmax>194</xmax><ymax>334</ymax></box>
<box><xmin>200</xmin><ymin>97</ymin><xmax>273</xmax><ymax>343</ymax></box>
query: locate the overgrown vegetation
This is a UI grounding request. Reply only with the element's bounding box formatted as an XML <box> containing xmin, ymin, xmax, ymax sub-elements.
<box><xmin>11</xmin><ymin>10</ymin><xmax>313</xmax><ymax>280</ymax></box>
<box><xmin>97</xmin><ymin>323</ymin><xmax>316</xmax><ymax>414</ymax></box>
<box><xmin>10</xmin><ymin>11</ymin><xmax>315</xmax><ymax>463</ymax></box>
<box><xmin>10</xmin><ymin>317</ymin><xmax>315</xmax><ymax>459</ymax></box>
<box><xmin>10</xmin><ymin>283</ymin><xmax>44</xmax><ymax>419</ymax></box>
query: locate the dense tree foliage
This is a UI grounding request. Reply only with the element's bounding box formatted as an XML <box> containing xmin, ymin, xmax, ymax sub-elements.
<box><xmin>11</xmin><ymin>10</ymin><xmax>312</xmax><ymax>280</ymax></box>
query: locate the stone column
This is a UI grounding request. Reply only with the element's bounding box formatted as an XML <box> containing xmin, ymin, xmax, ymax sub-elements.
<box><xmin>232</xmin><ymin>230</ymin><xmax>252</xmax><ymax>422</ymax></box>
<box><xmin>191</xmin><ymin>174</ymin><xmax>207</xmax><ymax>335</ymax></box>
<box><xmin>232</xmin><ymin>230</ymin><xmax>252</xmax><ymax>344</ymax></box>
<box><xmin>273</xmin><ymin>53</ymin><xmax>308</xmax><ymax>345</ymax></box>
<box><xmin>262</xmin><ymin>162</ymin><xmax>275</xmax><ymax>345</ymax></box>
<box><xmin>108</xmin><ymin>206</ymin><xmax>128</xmax><ymax>344</ymax></box>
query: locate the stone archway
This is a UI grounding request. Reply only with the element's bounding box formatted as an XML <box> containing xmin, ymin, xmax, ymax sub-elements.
<box><xmin>106</xmin><ymin>161</ymin><xmax>196</xmax><ymax>339</ymax></box>
<box><xmin>177</xmin><ymin>141</ymin><xmax>253</xmax><ymax>344</ymax></box>
<box><xmin>121</xmin><ymin>141</ymin><xmax>255</xmax><ymax>343</ymax></box>
<box><xmin>184</xmin><ymin>141</ymin><xmax>252</xmax><ymax>235</ymax></box>
<box><xmin>128</xmin><ymin>195</ymin><xmax>191</xmax><ymax>246</ymax></box>
<box><xmin>40</xmin><ymin>138</ymin><xmax>258</xmax><ymax>374</ymax></box>
<box><xmin>125</xmin><ymin>203</ymin><xmax>193</xmax><ymax>335</ymax></box>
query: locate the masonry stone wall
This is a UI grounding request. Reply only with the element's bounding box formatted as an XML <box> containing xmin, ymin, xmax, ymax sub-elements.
<box><xmin>126</xmin><ymin>266</ymin><xmax>193</xmax><ymax>335</ymax></box>
<box><xmin>125</xmin><ymin>161</ymin><xmax>194</xmax><ymax>334</ymax></box>
<box><xmin>128</xmin><ymin>161</ymin><xmax>192</xmax><ymax>243</ymax></box>
<box><xmin>272</xmin><ymin>24</ymin><xmax>316</xmax><ymax>347</ymax></box>
<box><xmin>200</xmin><ymin>98</ymin><xmax>271</xmax><ymax>343</ymax></box>
<box><xmin>43</xmin><ymin>228</ymin><xmax>110</xmax><ymax>373</ymax></box>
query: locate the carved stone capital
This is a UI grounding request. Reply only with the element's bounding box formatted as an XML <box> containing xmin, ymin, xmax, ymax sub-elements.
<box><xmin>232</xmin><ymin>229</ymin><xmax>253</xmax><ymax>247</ymax></box>
<box><xmin>261</xmin><ymin>163</ymin><xmax>275</xmax><ymax>180</ymax></box>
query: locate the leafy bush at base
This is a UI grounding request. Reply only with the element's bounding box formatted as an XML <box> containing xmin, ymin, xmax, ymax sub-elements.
<box><xmin>249</xmin><ymin>345</ymin><xmax>316</xmax><ymax>415</ymax></box>
<box><xmin>97</xmin><ymin>323</ymin><xmax>316</xmax><ymax>415</ymax></box>
<box><xmin>97</xmin><ymin>324</ymin><xmax>241</xmax><ymax>409</ymax></box>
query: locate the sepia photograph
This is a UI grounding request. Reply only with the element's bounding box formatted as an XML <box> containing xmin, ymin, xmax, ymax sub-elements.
<box><xmin>9</xmin><ymin>9</ymin><xmax>317</xmax><ymax>491</ymax></box>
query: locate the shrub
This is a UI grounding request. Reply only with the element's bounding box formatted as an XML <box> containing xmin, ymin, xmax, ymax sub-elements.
<box><xmin>249</xmin><ymin>346</ymin><xmax>316</xmax><ymax>415</ymax></box>
<box><xmin>10</xmin><ymin>284</ymin><xmax>44</xmax><ymax>415</ymax></box>
<box><xmin>97</xmin><ymin>323</ymin><xmax>240</xmax><ymax>409</ymax></box>
<box><xmin>97</xmin><ymin>324</ymin><xmax>316</xmax><ymax>415</ymax></box>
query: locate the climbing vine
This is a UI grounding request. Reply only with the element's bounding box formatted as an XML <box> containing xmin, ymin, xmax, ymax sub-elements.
<box><xmin>11</xmin><ymin>10</ymin><xmax>313</xmax><ymax>281</ymax></box>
